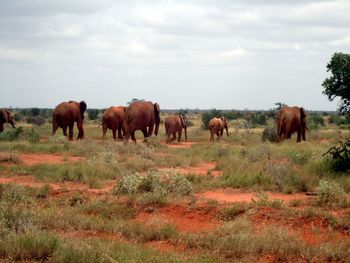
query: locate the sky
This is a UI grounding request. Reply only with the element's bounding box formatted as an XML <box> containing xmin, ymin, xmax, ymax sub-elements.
<box><xmin>1</xmin><ymin>0</ymin><xmax>349</xmax><ymax>110</ymax></box>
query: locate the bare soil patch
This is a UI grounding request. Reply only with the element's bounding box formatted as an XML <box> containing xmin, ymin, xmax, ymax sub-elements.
<box><xmin>159</xmin><ymin>161</ymin><xmax>222</xmax><ymax>177</ymax></box>
<box><xmin>196</xmin><ymin>189</ymin><xmax>312</xmax><ymax>203</ymax></box>
<box><xmin>0</xmin><ymin>175</ymin><xmax>115</xmax><ymax>194</ymax></box>
<box><xmin>19</xmin><ymin>153</ymin><xmax>84</xmax><ymax>166</ymax></box>
<box><xmin>165</xmin><ymin>141</ymin><xmax>198</xmax><ymax>149</ymax></box>
<box><xmin>135</xmin><ymin>204</ymin><xmax>220</xmax><ymax>232</ymax></box>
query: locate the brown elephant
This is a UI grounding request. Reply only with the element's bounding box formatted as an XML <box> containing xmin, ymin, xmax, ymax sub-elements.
<box><xmin>208</xmin><ymin>116</ymin><xmax>229</xmax><ymax>141</ymax></box>
<box><xmin>52</xmin><ymin>101</ymin><xmax>87</xmax><ymax>140</ymax></box>
<box><xmin>124</xmin><ymin>101</ymin><xmax>160</xmax><ymax>143</ymax></box>
<box><xmin>102</xmin><ymin>106</ymin><xmax>126</xmax><ymax>140</ymax></box>
<box><xmin>276</xmin><ymin>106</ymin><xmax>307</xmax><ymax>142</ymax></box>
<box><xmin>0</xmin><ymin>109</ymin><xmax>16</xmax><ymax>133</ymax></box>
<box><xmin>164</xmin><ymin>114</ymin><xmax>187</xmax><ymax>143</ymax></box>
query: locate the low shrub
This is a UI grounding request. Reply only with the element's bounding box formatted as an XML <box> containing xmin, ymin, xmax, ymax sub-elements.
<box><xmin>220</xmin><ymin>203</ymin><xmax>250</xmax><ymax>221</ymax></box>
<box><xmin>262</xmin><ymin>126</ymin><xmax>278</xmax><ymax>142</ymax></box>
<box><xmin>324</xmin><ymin>139</ymin><xmax>350</xmax><ymax>172</ymax></box>
<box><xmin>317</xmin><ymin>179</ymin><xmax>348</xmax><ymax>208</ymax></box>
<box><xmin>0</xmin><ymin>127</ymin><xmax>24</xmax><ymax>141</ymax></box>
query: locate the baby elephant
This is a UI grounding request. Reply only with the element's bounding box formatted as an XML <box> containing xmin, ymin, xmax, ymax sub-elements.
<box><xmin>0</xmin><ymin>109</ymin><xmax>16</xmax><ymax>132</ymax></box>
<box><xmin>208</xmin><ymin>116</ymin><xmax>229</xmax><ymax>141</ymax></box>
<box><xmin>164</xmin><ymin>114</ymin><xmax>187</xmax><ymax>143</ymax></box>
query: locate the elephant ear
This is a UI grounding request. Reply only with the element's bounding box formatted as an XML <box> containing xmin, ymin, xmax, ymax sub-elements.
<box><xmin>154</xmin><ymin>103</ymin><xmax>160</xmax><ymax>122</ymax></box>
<box><xmin>80</xmin><ymin>101</ymin><xmax>87</xmax><ymax>119</ymax></box>
<box><xmin>1</xmin><ymin>109</ymin><xmax>9</xmax><ymax>123</ymax></box>
<box><xmin>300</xmin><ymin>107</ymin><xmax>307</xmax><ymax>127</ymax></box>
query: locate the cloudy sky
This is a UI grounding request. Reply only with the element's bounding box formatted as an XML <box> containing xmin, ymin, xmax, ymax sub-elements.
<box><xmin>1</xmin><ymin>0</ymin><xmax>349</xmax><ymax>110</ymax></box>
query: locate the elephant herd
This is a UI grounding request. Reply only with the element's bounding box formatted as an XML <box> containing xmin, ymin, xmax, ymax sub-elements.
<box><xmin>0</xmin><ymin>102</ymin><xmax>308</xmax><ymax>143</ymax></box>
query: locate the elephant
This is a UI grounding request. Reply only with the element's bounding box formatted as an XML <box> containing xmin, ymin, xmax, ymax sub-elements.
<box><xmin>52</xmin><ymin>101</ymin><xmax>87</xmax><ymax>140</ymax></box>
<box><xmin>124</xmin><ymin>101</ymin><xmax>160</xmax><ymax>143</ymax></box>
<box><xmin>276</xmin><ymin>106</ymin><xmax>307</xmax><ymax>142</ymax></box>
<box><xmin>101</xmin><ymin>106</ymin><xmax>126</xmax><ymax>140</ymax></box>
<box><xmin>0</xmin><ymin>109</ymin><xmax>16</xmax><ymax>133</ymax></box>
<box><xmin>164</xmin><ymin>114</ymin><xmax>187</xmax><ymax>143</ymax></box>
<box><xmin>208</xmin><ymin>116</ymin><xmax>229</xmax><ymax>141</ymax></box>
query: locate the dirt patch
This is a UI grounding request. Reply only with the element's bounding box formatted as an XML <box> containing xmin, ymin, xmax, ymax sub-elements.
<box><xmin>250</xmin><ymin>207</ymin><xmax>350</xmax><ymax>246</ymax></box>
<box><xmin>19</xmin><ymin>153</ymin><xmax>84</xmax><ymax>166</ymax></box>
<box><xmin>159</xmin><ymin>162</ymin><xmax>222</xmax><ymax>177</ymax></box>
<box><xmin>135</xmin><ymin>204</ymin><xmax>220</xmax><ymax>232</ymax></box>
<box><xmin>165</xmin><ymin>141</ymin><xmax>198</xmax><ymax>149</ymax></box>
<box><xmin>196</xmin><ymin>189</ymin><xmax>312</xmax><ymax>204</ymax></box>
<box><xmin>0</xmin><ymin>175</ymin><xmax>115</xmax><ymax>195</ymax></box>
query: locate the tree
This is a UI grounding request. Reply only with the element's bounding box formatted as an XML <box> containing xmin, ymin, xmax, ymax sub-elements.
<box><xmin>87</xmin><ymin>109</ymin><xmax>99</xmax><ymax>120</ymax></box>
<box><xmin>127</xmin><ymin>98</ymin><xmax>145</xmax><ymax>105</ymax></box>
<box><xmin>322</xmin><ymin>52</ymin><xmax>350</xmax><ymax>113</ymax></box>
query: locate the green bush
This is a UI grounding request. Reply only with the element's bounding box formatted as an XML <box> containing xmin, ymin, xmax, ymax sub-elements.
<box><xmin>114</xmin><ymin>170</ymin><xmax>192</xmax><ymax>196</ymax></box>
<box><xmin>28</xmin><ymin>129</ymin><xmax>40</xmax><ymax>143</ymax></box>
<box><xmin>26</xmin><ymin>116</ymin><xmax>46</xmax><ymax>126</ymax></box>
<box><xmin>262</xmin><ymin>127</ymin><xmax>278</xmax><ymax>142</ymax></box>
<box><xmin>0</xmin><ymin>127</ymin><xmax>24</xmax><ymax>141</ymax></box>
<box><xmin>307</xmin><ymin>113</ymin><xmax>325</xmax><ymax>130</ymax></box>
<box><xmin>324</xmin><ymin>139</ymin><xmax>350</xmax><ymax>172</ymax></box>
<box><xmin>287</xmin><ymin>151</ymin><xmax>310</xmax><ymax>165</ymax></box>
<box><xmin>317</xmin><ymin>179</ymin><xmax>348</xmax><ymax>208</ymax></box>
<box><xmin>0</xmin><ymin>231</ymin><xmax>59</xmax><ymax>261</ymax></box>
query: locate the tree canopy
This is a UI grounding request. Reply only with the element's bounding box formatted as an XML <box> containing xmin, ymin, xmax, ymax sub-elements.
<box><xmin>322</xmin><ymin>52</ymin><xmax>350</xmax><ymax>113</ymax></box>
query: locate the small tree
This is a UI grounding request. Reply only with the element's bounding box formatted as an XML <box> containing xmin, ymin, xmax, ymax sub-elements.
<box><xmin>322</xmin><ymin>52</ymin><xmax>350</xmax><ymax>113</ymax></box>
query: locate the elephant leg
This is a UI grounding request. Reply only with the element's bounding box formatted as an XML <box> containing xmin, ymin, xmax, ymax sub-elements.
<box><xmin>68</xmin><ymin>124</ymin><xmax>74</xmax><ymax>141</ymax></box>
<box><xmin>297</xmin><ymin>129</ymin><xmax>301</xmax><ymax>143</ymax></box>
<box><xmin>166</xmin><ymin>133</ymin><xmax>171</xmax><ymax>144</ymax></box>
<box><xmin>171</xmin><ymin>132</ymin><xmax>177</xmax><ymax>142</ymax></box>
<box><xmin>52</xmin><ymin>122</ymin><xmax>59</xmax><ymax>136</ymax></box>
<box><xmin>117</xmin><ymin>128</ymin><xmax>123</xmax><ymax>140</ymax></box>
<box><xmin>141</xmin><ymin>128</ymin><xmax>148</xmax><ymax>141</ymax></box>
<box><xmin>210</xmin><ymin>132</ymin><xmax>214</xmax><ymax>141</ymax></box>
<box><xmin>148</xmin><ymin>123</ymin><xmax>154</xmax><ymax>137</ymax></box>
<box><xmin>77</xmin><ymin>121</ymin><xmax>84</xmax><ymax>140</ymax></box>
<box><xmin>112</xmin><ymin>129</ymin><xmax>117</xmax><ymax>141</ymax></box>
<box><xmin>102</xmin><ymin>125</ymin><xmax>107</xmax><ymax>139</ymax></box>
<box><xmin>131</xmin><ymin>131</ymin><xmax>137</xmax><ymax>143</ymax></box>
<box><xmin>178</xmin><ymin>130</ymin><xmax>182</xmax><ymax>142</ymax></box>
<box><xmin>0</xmin><ymin>123</ymin><xmax>4</xmax><ymax>133</ymax></box>
<box><xmin>62</xmin><ymin>125</ymin><xmax>68</xmax><ymax>137</ymax></box>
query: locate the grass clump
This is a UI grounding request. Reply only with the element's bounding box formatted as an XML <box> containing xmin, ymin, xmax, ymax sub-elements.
<box><xmin>220</xmin><ymin>203</ymin><xmax>250</xmax><ymax>221</ymax></box>
<box><xmin>262</xmin><ymin>126</ymin><xmax>278</xmax><ymax>142</ymax></box>
<box><xmin>0</xmin><ymin>231</ymin><xmax>59</xmax><ymax>261</ymax></box>
<box><xmin>317</xmin><ymin>179</ymin><xmax>348</xmax><ymax>208</ymax></box>
<box><xmin>114</xmin><ymin>170</ymin><xmax>192</xmax><ymax>196</ymax></box>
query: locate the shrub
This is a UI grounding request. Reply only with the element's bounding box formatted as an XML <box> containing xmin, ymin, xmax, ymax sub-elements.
<box><xmin>220</xmin><ymin>203</ymin><xmax>250</xmax><ymax>221</ymax></box>
<box><xmin>87</xmin><ymin>109</ymin><xmax>99</xmax><ymax>121</ymax></box>
<box><xmin>164</xmin><ymin>170</ymin><xmax>192</xmax><ymax>195</ymax></box>
<box><xmin>317</xmin><ymin>179</ymin><xmax>348</xmax><ymax>208</ymax></box>
<box><xmin>324</xmin><ymin>139</ymin><xmax>350</xmax><ymax>172</ymax></box>
<box><xmin>26</xmin><ymin>116</ymin><xmax>46</xmax><ymax>126</ymax></box>
<box><xmin>114</xmin><ymin>174</ymin><xmax>142</xmax><ymax>194</ymax></box>
<box><xmin>307</xmin><ymin>113</ymin><xmax>325</xmax><ymax>130</ymax></box>
<box><xmin>262</xmin><ymin>127</ymin><xmax>278</xmax><ymax>142</ymax></box>
<box><xmin>287</xmin><ymin>151</ymin><xmax>310</xmax><ymax>165</ymax></box>
<box><xmin>0</xmin><ymin>231</ymin><xmax>59</xmax><ymax>261</ymax></box>
<box><xmin>0</xmin><ymin>127</ymin><xmax>24</xmax><ymax>141</ymax></box>
<box><xmin>27</xmin><ymin>129</ymin><xmax>40</xmax><ymax>143</ymax></box>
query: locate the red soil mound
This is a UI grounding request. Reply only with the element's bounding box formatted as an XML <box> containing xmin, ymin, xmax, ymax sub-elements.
<box><xmin>135</xmin><ymin>204</ymin><xmax>220</xmax><ymax>232</ymax></box>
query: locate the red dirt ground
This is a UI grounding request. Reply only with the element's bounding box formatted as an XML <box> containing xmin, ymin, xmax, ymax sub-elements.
<box><xmin>19</xmin><ymin>153</ymin><xmax>84</xmax><ymax>166</ymax></box>
<box><xmin>0</xmin><ymin>175</ymin><xmax>116</xmax><ymax>195</ymax></box>
<box><xmin>135</xmin><ymin>204</ymin><xmax>220</xmax><ymax>232</ymax></box>
<box><xmin>196</xmin><ymin>188</ymin><xmax>312</xmax><ymax>203</ymax></box>
<box><xmin>165</xmin><ymin>141</ymin><xmax>198</xmax><ymax>149</ymax></box>
<box><xmin>159</xmin><ymin>161</ymin><xmax>223</xmax><ymax>177</ymax></box>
